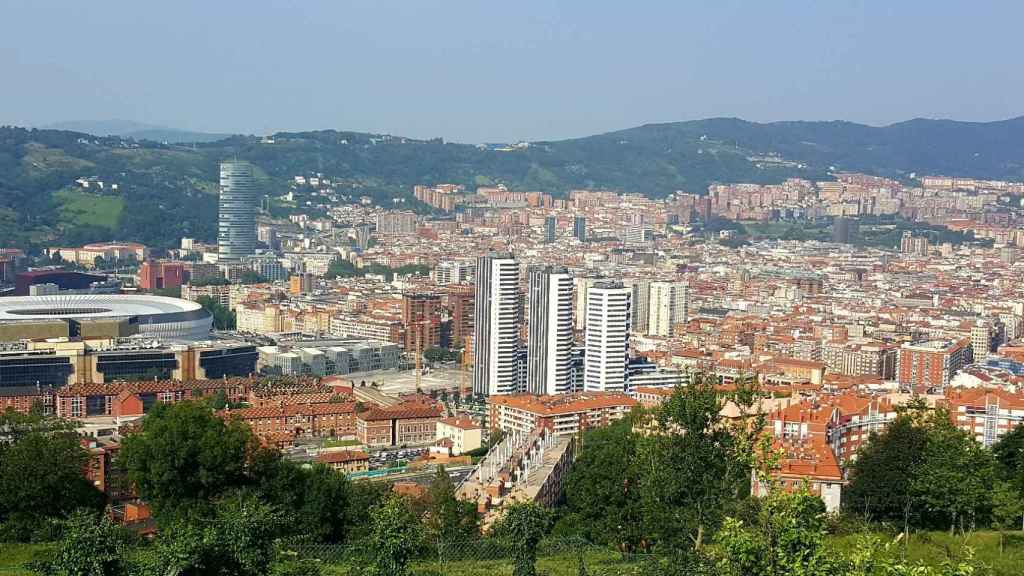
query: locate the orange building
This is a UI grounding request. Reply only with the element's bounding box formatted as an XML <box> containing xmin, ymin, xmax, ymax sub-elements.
<box><xmin>402</xmin><ymin>292</ymin><xmax>443</xmax><ymax>352</ymax></box>
<box><xmin>356</xmin><ymin>400</ymin><xmax>443</xmax><ymax>448</ymax></box>
<box><xmin>488</xmin><ymin>392</ymin><xmax>637</xmax><ymax>437</ymax></box>
<box><xmin>317</xmin><ymin>450</ymin><xmax>370</xmax><ymax>473</ymax></box>
<box><xmin>897</xmin><ymin>339</ymin><xmax>972</xmax><ymax>392</ymax></box>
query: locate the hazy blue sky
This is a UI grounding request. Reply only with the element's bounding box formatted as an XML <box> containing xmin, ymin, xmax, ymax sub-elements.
<box><xmin>2</xmin><ymin>1</ymin><xmax>1021</xmax><ymax>142</ymax></box>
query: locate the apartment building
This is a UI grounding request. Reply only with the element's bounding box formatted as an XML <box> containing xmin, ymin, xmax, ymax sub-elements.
<box><xmin>356</xmin><ymin>401</ymin><xmax>444</xmax><ymax>447</ymax></box>
<box><xmin>897</xmin><ymin>339</ymin><xmax>972</xmax><ymax>391</ymax></box>
<box><xmin>821</xmin><ymin>339</ymin><xmax>898</xmax><ymax>380</ymax></box>
<box><xmin>487</xmin><ymin>392</ymin><xmax>637</xmax><ymax>437</ymax></box>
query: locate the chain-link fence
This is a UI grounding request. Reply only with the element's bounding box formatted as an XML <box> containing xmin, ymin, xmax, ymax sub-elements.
<box><xmin>276</xmin><ymin>536</ymin><xmax>656</xmax><ymax>576</ymax></box>
<box><xmin>0</xmin><ymin>537</ymin><xmax>655</xmax><ymax>576</ymax></box>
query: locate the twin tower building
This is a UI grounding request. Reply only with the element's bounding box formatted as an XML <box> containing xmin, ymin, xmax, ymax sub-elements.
<box><xmin>472</xmin><ymin>253</ymin><xmax>688</xmax><ymax>397</ymax></box>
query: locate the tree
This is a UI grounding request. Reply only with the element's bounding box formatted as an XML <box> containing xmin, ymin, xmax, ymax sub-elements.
<box><xmin>991</xmin><ymin>481</ymin><xmax>1024</xmax><ymax>553</ymax></box>
<box><xmin>325</xmin><ymin>258</ymin><xmax>357</xmax><ymax>279</ymax></box>
<box><xmin>31</xmin><ymin>510</ymin><xmax>134</xmax><ymax>576</ymax></box>
<box><xmin>714</xmin><ymin>488</ymin><xmax>841</xmax><ymax>576</ymax></box>
<box><xmin>144</xmin><ymin>491</ymin><xmax>286</xmax><ymax>576</ymax></box>
<box><xmin>0</xmin><ymin>430</ymin><xmax>105</xmax><ymax>541</ymax></box>
<box><xmin>197</xmin><ymin>296</ymin><xmax>236</xmax><ymax>330</ymax></box>
<box><xmin>423</xmin><ymin>347</ymin><xmax>459</xmax><ymax>363</ymax></box>
<box><xmin>237</xmin><ymin>270</ymin><xmax>267</xmax><ymax>285</ymax></box>
<box><xmin>368</xmin><ymin>495</ymin><xmax>423</xmax><ymax>576</ymax></box>
<box><xmin>425</xmin><ymin>465</ymin><xmax>479</xmax><ymax>544</ymax></box>
<box><xmin>911</xmin><ymin>411</ymin><xmax>996</xmax><ymax>534</ymax></box>
<box><xmin>636</xmin><ymin>375</ymin><xmax>758</xmax><ymax>552</ymax></box>
<box><xmin>843</xmin><ymin>412</ymin><xmax>929</xmax><ymax>527</ymax></box>
<box><xmin>993</xmin><ymin>423</ymin><xmax>1024</xmax><ymax>518</ymax></box>
<box><xmin>393</xmin><ymin>264</ymin><xmax>430</xmax><ymax>277</ymax></box>
<box><xmin>346</xmin><ymin>480</ymin><xmax>392</xmax><ymax>542</ymax></box>
<box><xmin>492</xmin><ymin>502</ymin><xmax>552</xmax><ymax>576</ymax></box>
<box><xmin>557</xmin><ymin>418</ymin><xmax>643</xmax><ymax>551</ymax></box>
<box><xmin>121</xmin><ymin>401</ymin><xmax>261</xmax><ymax>519</ymax></box>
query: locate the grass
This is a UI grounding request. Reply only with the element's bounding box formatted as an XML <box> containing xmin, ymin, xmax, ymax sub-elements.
<box><xmin>21</xmin><ymin>143</ymin><xmax>94</xmax><ymax>175</ymax></box>
<box><xmin>4</xmin><ymin>531</ymin><xmax>1023</xmax><ymax>575</ymax></box>
<box><xmin>322</xmin><ymin>439</ymin><xmax>363</xmax><ymax>449</ymax></box>
<box><xmin>0</xmin><ymin>543</ymin><xmax>54</xmax><ymax>575</ymax></box>
<box><xmin>740</xmin><ymin>220</ymin><xmax>831</xmax><ymax>240</ymax></box>
<box><xmin>318</xmin><ymin>546</ymin><xmax>645</xmax><ymax>576</ymax></box>
<box><xmin>830</xmin><ymin>530</ymin><xmax>1024</xmax><ymax>576</ymax></box>
<box><xmin>53</xmin><ymin>188</ymin><xmax>125</xmax><ymax>231</ymax></box>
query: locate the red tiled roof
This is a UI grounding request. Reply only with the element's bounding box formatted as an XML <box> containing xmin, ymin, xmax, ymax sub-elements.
<box><xmin>317</xmin><ymin>450</ymin><xmax>369</xmax><ymax>464</ymax></box>
<box><xmin>439</xmin><ymin>416</ymin><xmax>482</xmax><ymax>431</ymax></box>
<box><xmin>359</xmin><ymin>401</ymin><xmax>442</xmax><ymax>422</ymax></box>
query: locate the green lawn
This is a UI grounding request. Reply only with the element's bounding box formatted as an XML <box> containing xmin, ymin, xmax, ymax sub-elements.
<box><xmin>3</xmin><ymin>532</ymin><xmax>1022</xmax><ymax>576</ymax></box>
<box><xmin>830</xmin><ymin>531</ymin><xmax>1024</xmax><ymax>576</ymax></box>
<box><xmin>322</xmin><ymin>439</ymin><xmax>363</xmax><ymax>449</ymax></box>
<box><xmin>0</xmin><ymin>543</ymin><xmax>54</xmax><ymax>575</ymax></box>
<box><xmin>53</xmin><ymin>188</ymin><xmax>125</xmax><ymax>231</ymax></box>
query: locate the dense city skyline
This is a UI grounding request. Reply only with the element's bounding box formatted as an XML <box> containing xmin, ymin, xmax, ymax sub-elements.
<box><xmin>4</xmin><ymin>4</ymin><xmax>1024</xmax><ymax>574</ymax></box>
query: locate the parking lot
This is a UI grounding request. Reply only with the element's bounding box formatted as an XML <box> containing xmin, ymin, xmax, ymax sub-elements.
<box><xmin>340</xmin><ymin>367</ymin><xmax>468</xmax><ymax>396</ymax></box>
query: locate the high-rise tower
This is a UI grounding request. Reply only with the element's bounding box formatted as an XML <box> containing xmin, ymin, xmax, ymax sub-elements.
<box><xmin>647</xmin><ymin>281</ymin><xmax>689</xmax><ymax>337</ymax></box>
<box><xmin>573</xmin><ymin>216</ymin><xmax>587</xmax><ymax>242</ymax></box>
<box><xmin>625</xmin><ymin>278</ymin><xmax>651</xmax><ymax>335</ymax></box>
<box><xmin>472</xmin><ymin>253</ymin><xmax>523</xmax><ymax>396</ymax></box>
<box><xmin>217</xmin><ymin>161</ymin><xmax>258</xmax><ymax>261</ymax></box>
<box><xmin>544</xmin><ymin>216</ymin><xmax>557</xmax><ymax>244</ymax></box>
<box><xmin>527</xmin><ymin>266</ymin><xmax>574</xmax><ymax>395</ymax></box>
<box><xmin>584</xmin><ymin>281</ymin><xmax>631</xmax><ymax>392</ymax></box>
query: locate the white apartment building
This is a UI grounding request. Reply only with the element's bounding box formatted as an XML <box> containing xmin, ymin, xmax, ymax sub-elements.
<box><xmin>584</xmin><ymin>282</ymin><xmax>632</xmax><ymax>392</ymax></box>
<box><xmin>527</xmin><ymin>266</ymin><xmax>574</xmax><ymax>395</ymax></box>
<box><xmin>473</xmin><ymin>253</ymin><xmax>523</xmax><ymax>396</ymax></box>
<box><xmin>647</xmin><ymin>281</ymin><xmax>688</xmax><ymax>337</ymax></box>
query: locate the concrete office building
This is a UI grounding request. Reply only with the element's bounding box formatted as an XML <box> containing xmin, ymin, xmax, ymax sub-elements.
<box><xmin>526</xmin><ymin>266</ymin><xmax>574</xmax><ymax>395</ymax></box>
<box><xmin>624</xmin><ymin>278</ymin><xmax>651</xmax><ymax>335</ymax></box>
<box><xmin>584</xmin><ymin>282</ymin><xmax>632</xmax><ymax>392</ymax></box>
<box><xmin>647</xmin><ymin>281</ymin><xmax>689</xmax><ymax>337</ymax></box>
<box><xmin>573</xmin><ymin>216</ymin><xmax>587</xmax><ymax>242</ymax></box>
<box><xmin>544</xmin><ymin>216</ymin><xmax>557</xmax><ymax>244</ymax></box>
<box><xmin>217</xmin><ymin>161</ymin><xmax>258</xmax><ymax>261</ymax></box>
<box><xmin>473</xmin><ymin>253</ymin><xmax>523</xmax><ymax>396</ymax></box>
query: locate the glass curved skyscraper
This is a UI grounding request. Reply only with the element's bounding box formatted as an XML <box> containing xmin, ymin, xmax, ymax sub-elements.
<box><xmin>217</xmin><ymin>160</ymin><xmax>257</xmax><ymax>261</ymax></box>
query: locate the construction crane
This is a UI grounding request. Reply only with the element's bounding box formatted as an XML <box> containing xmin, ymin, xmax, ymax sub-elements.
<box><xmin>415</xmin><ymin>320</ymin><xmax>424</xmax><ymax>393</ymax></box>
<box><xmin>460</xmin><ymin>340</ymin><xmax>470</xmax><ymax>396</ymax></box>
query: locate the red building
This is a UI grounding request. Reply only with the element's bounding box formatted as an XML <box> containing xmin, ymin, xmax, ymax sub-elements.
<box><xmin>139</xmin><ymin>260</ymin><xmax>189</xmax><ymax>290</ymax></box>
<box><xmin>897</xmin><ymin>339</ymin><xmax>972</xmax><ymax>392</ymax></box>
<box><xmin>402</xmin><ymin>292</ymin><xmax>443</xmax><ymax>352</ymax></box>
<box><xmin>356</xmin><ymin>400</ymin><xmax>443</xmax><ymax>447</ymax></box>
<box><xmin>446</xmin><ymin>285</ymin><xmax>475</xmax><ymax>347</ymax></box>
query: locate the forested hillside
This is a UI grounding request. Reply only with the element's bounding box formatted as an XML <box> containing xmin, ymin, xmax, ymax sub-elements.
<box><xmin>2</xmin><ymin>115</ymin><xmax>1023</xmax><ymax>248</ymax></box>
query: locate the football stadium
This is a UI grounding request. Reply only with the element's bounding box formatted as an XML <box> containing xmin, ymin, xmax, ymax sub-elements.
<box><xmin>0</xmin><ymin>294</ymin><xmax>213</xmax><ymax>342</ymax></box>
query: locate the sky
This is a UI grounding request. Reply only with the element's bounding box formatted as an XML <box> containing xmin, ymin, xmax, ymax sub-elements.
<box><xmin>1</xmin><ymin>1</ymin><xmax>1021</xmax><ymax>143</ymax></box>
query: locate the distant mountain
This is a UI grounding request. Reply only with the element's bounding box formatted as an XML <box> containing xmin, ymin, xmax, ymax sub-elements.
<box><xmin>2</xmin><ymin>116</ymin><xmax>1023</xmax><ymax>249</ymax></box>
<box><xmin>41</xmin><ymin>120</ymin><xmax>235</xmax><ymax>143</ymax></box>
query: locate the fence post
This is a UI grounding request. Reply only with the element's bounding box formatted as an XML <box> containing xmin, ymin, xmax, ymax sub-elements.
<box><xmin>575</xmin><ymin>537</ymin><xmax>589</xmax><ymax>576</ymax></box>
<box><xmin>436</xmin><ymin>536</ymin><xmax>446</xmax><ymax>574</ymax></box>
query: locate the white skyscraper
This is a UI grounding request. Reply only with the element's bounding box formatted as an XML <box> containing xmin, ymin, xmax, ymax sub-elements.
<box><xmin>473</xmin><ymin>253</ymin><xmax>523</xmax><ymax>396</ymax></box>
<box><xmin>624</xmin><ymin>278</ymin><xmax>651</xmax><ymax>335</ymax></box>
<box><xmin>647</xmin><ymin>281</ymin><xmax>689</xmax><ymax>337</ymax></box>
<box><xmin>527</xmin><ymin>266</ymin><xmax>574</xmax><ymax>395</ymax></box>
<box><xmin>584</xmin><ymin>281</ymin><xmax>632</xmax><ymax>392</ymax></box>
<box><xmin>217</xmin><ymin>160</ymin><xmax>258</xmax><ymax>261</ymax></box>
<box><xmin>573</xmin><ymin>277</ymin><xmax>601</xmax><ymax>331</ymax></box>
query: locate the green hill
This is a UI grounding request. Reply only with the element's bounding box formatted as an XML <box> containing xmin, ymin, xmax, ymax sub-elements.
<box><xmin>2</xmin><ymin>115</ymin><xmax>1024</xmax><ymax>249</ymax></box>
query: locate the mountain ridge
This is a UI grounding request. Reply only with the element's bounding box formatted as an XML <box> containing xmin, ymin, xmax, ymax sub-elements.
<box><xmin>2</xmin><ymin>115</ymin><xmax>1023</xmax><ymax>249</ymax></box>
<box><xmin>40</xmin><ymin>119</ymin><xmax>235</xmax><ymax>144</ymax></box>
